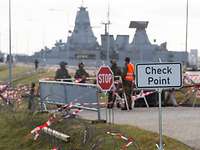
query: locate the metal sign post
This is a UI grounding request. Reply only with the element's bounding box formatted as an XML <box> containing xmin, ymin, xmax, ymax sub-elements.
<box><xmin>96</xmin><ymin>66</ymin><xmax>114</xmax><ymax>124</ymax></box>
<box><xmin>158</xmin><ymin>88</ymin><xmax>163</xmax><ymax>150</ymax></box>
<box><xmin>136</xmin><ymin>62</ymin><xmax>182</xmax><ymax>150</ymax></box>
<box><xmin>97</xmin><ymin>89</ymin><xmax>101</xmax><ymax>121</ymax></box>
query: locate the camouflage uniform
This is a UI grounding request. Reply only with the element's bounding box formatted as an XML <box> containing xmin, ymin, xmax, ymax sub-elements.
<box><xmin>110</xmin><ymin>63</ymin><xmax>122</xmax><ymax>77</ymax></box>
<box><xmin>55</xmin><ymin>62</ymin><xmax>71</xmax><ymax>108</ymax></box>
<box><xmin>107</xmin><ymin>60</ymin><xmax>122</xmax><ymax>108</ymax></box>
<box><xmin>74</xmin><ymin>63</ymin><xmax>89</xmax><ymax>83</ymax></box>
<box><xmin>55</xmin><ymin>62</ymin><xmax>71</xmax><ymax>80</ymax></box>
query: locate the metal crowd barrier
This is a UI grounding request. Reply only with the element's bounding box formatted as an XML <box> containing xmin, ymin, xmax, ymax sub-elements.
<box><xmin>39</xmin><ymin>79</ymin><xmax>101</xmax><ymax>120</ymax></box>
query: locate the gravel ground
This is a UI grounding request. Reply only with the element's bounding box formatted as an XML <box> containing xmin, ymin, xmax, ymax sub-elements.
<box><xmin>80</xmin><ymin>107</ymin><xmax>200</xmax><ymax>150</ymax></box>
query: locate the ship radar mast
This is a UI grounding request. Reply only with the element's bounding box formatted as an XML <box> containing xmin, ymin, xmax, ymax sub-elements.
<box><xmin>102</xmin><ymin>0</ymin><xmax>111</xmax><ymax>63</ymax></box>
<box><xmin>81</xmin><ymin>0</ymin><xmax>84</xmax><ymax>7</ymax></box>
<box><xmin>129</xmin><ymin>21</ymin><xmax>151</xmax><ymax>45</ymax></box>
<box><xmin>129</xmin><ymin>21</ymin><xmax>148</xmax><ymax>30</ymax></box>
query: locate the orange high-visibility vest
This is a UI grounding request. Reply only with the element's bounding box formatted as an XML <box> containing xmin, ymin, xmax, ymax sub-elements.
<box><xmin>125</xmin><ymin>63</ymin><xmax>134</xmax><ymax>81</ymax></box>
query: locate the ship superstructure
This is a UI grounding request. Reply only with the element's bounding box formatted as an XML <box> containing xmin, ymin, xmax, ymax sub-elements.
<box><xmin>32</xmin><ymin>6</ymin><xmax>188</xmax><ymax>66</ymax></box>
<box><xmin>117</xmin><ymin>21</ymin><xmax>187</xmax><ymax>63</ymax></box>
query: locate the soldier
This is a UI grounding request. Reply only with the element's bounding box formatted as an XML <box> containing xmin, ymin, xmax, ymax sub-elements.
<box><xmin>110</xmin><ymin>59</ymin><xmax>122</xmax><ymax>77</ymax></box>
<box><xmin>28</xmin><ymin>82</ymin><xmax>36</xmax><ymax>112</ymax></box>
<box><xmin>55</xmin><ymin>61</ymin><xmax>71</xmax><ymax>81</ymax></box>
<box><xmin>121</xmin><ymin>57</ymin><xmax>135</xmax><ymax>110</ymax></box>
<box><xmin>34</xmin><ymin>59</ymin><xmax>39</xmax><ymax>71</ymax></box>
<box><xmin>74</xmin><ymin>62</ymin><xmax>89</xmax><ymax>83</ymax></box>
<box><xmin>107</xmin><ymin>59</ymin><xmax>122</xmax><ymax>108</ymax></box>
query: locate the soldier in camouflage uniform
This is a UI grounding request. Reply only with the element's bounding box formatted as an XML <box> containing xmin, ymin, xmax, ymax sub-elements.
<box><xmin>74</xmin><ymin>62</ymin><xmax>89</xmax><ymax>83</ymax></box>
<box><xmin>55</xmin><ymin>61</ymin><xmax>71</xmax><ymax>80</ymax></box>
<box><xmin>107</xmin><ymin>59</ymin><xmax>122</xmax><ymax>108</ymax></box>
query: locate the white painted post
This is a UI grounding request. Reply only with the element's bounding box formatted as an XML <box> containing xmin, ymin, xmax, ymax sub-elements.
<box><xmin>42</xmin><ymin>127</ymin><xmax>70</xmax><ymax>142</ymax></box>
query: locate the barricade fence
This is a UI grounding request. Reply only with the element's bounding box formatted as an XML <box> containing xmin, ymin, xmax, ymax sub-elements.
<box><xmin>183</xmin><ymin>72</ymin><xmax>200</xmax><ymax>98</ymax></box>
<box><xmin>0</xmin><ymin>83</ymin><xmax>29</xmax><ymax>106</ymax></box>
<box><xmin>39</xmin><ymin>80</ymin><xmax>101</xmax><ymax>120</ymax></box>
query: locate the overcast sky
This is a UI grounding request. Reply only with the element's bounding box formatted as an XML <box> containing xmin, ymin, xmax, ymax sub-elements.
<box><xmin>0</xmin><ymin>0</ymin><xmax>199</xmax><ymax>55</ymax></box>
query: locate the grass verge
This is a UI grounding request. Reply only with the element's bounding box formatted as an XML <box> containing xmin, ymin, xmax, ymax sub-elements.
<box><xmin>0</xmin><ymin>105</ymin><xmax>192</xmax><ymax>150</ymax></box>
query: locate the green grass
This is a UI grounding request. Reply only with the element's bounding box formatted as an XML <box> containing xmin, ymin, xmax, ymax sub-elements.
<box><xmin>13</xmin><ymin>69</ymin><xmax>54</xmax><ymax>86</ymax></box>
<box><xmin>0</xmin><ymin>64</ymin><xmax>54</xmax><ymax>86</ymax></box>
<box><xmin>0</xmin><ymin>105</ymin><xmax>192</xmax><ymax>150</ymax></box>
<box><xmin>0</xmin><ymin>64</ymin><xmax>7</xmax><ymax>72</ymax></box>
<box><xmin>0</xmin><ymin>65</ymin><xmax>33</xmax><ymax>82</ymax></box>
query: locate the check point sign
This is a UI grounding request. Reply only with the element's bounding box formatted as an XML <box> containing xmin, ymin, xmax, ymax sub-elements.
<box><xmin>136</xmin><ymin>62</ymin><xmax>182</xmax><ymax>89</ymax></box>
<box><xmin>135</xmin><ymin>62</ymin><xmax>182</xmax><ymax>150</ymax></box>
<box><xmin>97</xmin><ymin>66</ymin><xmax>114</xmax><ymax>91</ymax></box>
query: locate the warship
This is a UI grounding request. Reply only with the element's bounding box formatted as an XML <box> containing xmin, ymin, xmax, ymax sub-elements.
<box><xmin>29</xmin><ymin>6</ymin><xmax>188</xmax><ymax>67</ymax></box>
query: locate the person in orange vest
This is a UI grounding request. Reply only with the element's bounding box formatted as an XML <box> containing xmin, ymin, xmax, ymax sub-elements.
<box><xmin>121</xmin><ymin>57</ymin><xmax>135</xmax><ymax>110</ymax></box>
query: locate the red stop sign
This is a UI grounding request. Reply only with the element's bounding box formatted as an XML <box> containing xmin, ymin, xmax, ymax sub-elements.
<box><xmin>97</xmin><ymin>66</ymin><xmax>114</xmax><ymax>91</ymax></box>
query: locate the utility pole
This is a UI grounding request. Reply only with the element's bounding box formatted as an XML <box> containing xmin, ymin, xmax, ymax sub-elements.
<box><xmin>8</xmin><ymin>0</ymin><xmax>12</xmax><ymax>87</ymax></box>
<box><xmin>185</xmin><ymin>0</ymin><xmax>189</xmax><ymax>53</ymax></box>
<box><xmin>102</xmin><ymin>1</ymin><xmax>111</xmax><ymax>65</ymax></box>
<box><xmin>102</xmin><ymin>21</ymin><xmax>110</xmax><ymax>64</ymax></box>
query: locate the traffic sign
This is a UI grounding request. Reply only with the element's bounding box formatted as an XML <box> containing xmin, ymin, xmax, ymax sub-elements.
<box><xmin>136</xmin><ymin>62</ymin><xmax>182</xmax><ymax>150</ymax></box>
<box><xmin>96</xmin><ymin>66</ymin><xmax>114</xmax><ymax>91</ymax></box>
<box><xmin>136</xmin><ymin>62</ymin><xmax>182</xmax><ymax>89</ymax></box>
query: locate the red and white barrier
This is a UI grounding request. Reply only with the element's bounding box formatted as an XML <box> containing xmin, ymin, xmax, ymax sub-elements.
<box><xmin>55</xmin><ymin>100</ymin><xmax>84</xmax><ymax>118</ymax></box>
<box><xmin>132</xmin><ymin>90</ymin><xmax>154</xmax><ymax>101</ymax></box>
<box><xmin>0</xmin><ymin>84</ymin><xmax>8</xmax><ymax>92</ymax></box>
<box><xmin>131</xmin><ymin>90</ymin><xmax>155</xmax><ymax>108</ymax></box>
<box><xmin>0</xmin><ymin>84</ymin><xmax>29</xmax><ymax>104</ymax></box>
<box><xmin>74</xmin><ymin>102</ymin><xmax>107</xmax><ymax>107</ymax></box>
<box><xmin>58</xmin><ymin>102</ymin><xmax>73</xmax><ymax>111</ymax></box>
<box><xmin>106</xmin><ymin>131</ymin><xmax>135</xmax><ymax>150</ymax></box>
<box><xmin>196</xmin><ymin>90</ymin><xmax>200</xmax><ymax>98</ymax></box>
<box><xmin>184</xmin><ymin>72</ymin><xmax>200</xmax><ymax>98</ymax></box>
<box><xmin>51</xmin><ymin>147</ymin><xmax>58</xmax><ymax>150</ymax></box>
<box><xmin>31</xmin><ymin>114</ymin><xmax>56</xmax><ymax>140</ymax></box>
<box><xmin>184</xmin><ymin>72</ymin><xmax>200</xmax><ymax>84</ymax></box>
<box><xmin>63</xmin><ymin>109</ymin><xmax>83</xmax><ymax>119</ymax></box>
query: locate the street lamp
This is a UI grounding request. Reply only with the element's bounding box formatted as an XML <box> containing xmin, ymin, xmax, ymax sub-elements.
<box><xmin>8</xmin><ymin>0</ymin><xmax>12</xmax><ymax>87</ymax></box>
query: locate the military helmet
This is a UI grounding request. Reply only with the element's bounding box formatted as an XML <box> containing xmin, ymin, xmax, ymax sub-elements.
<box><xmin>110</xmin><ymin>59</ymin><xmax>116</xmax><ymax>64</ymax></box>
<box><xmin>78</xmin><ymin>62</ymin><xmax>84</xmax><ymax>67</ymax></box>
<box><xmin>125</xmin><ymin>57</ymin><xmax>130</xmax><ymax>63</ymax></box>
<box><xmin>59</xmin><ymin>61</ymin><xmax>68</xmax><ymax>67</ymax></box>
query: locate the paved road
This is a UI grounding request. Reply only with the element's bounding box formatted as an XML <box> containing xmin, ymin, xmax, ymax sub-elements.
<box><xmin>80</xmin><ymin>107</ymin><xmax>200</xmax><ymax>150</ymax></box>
